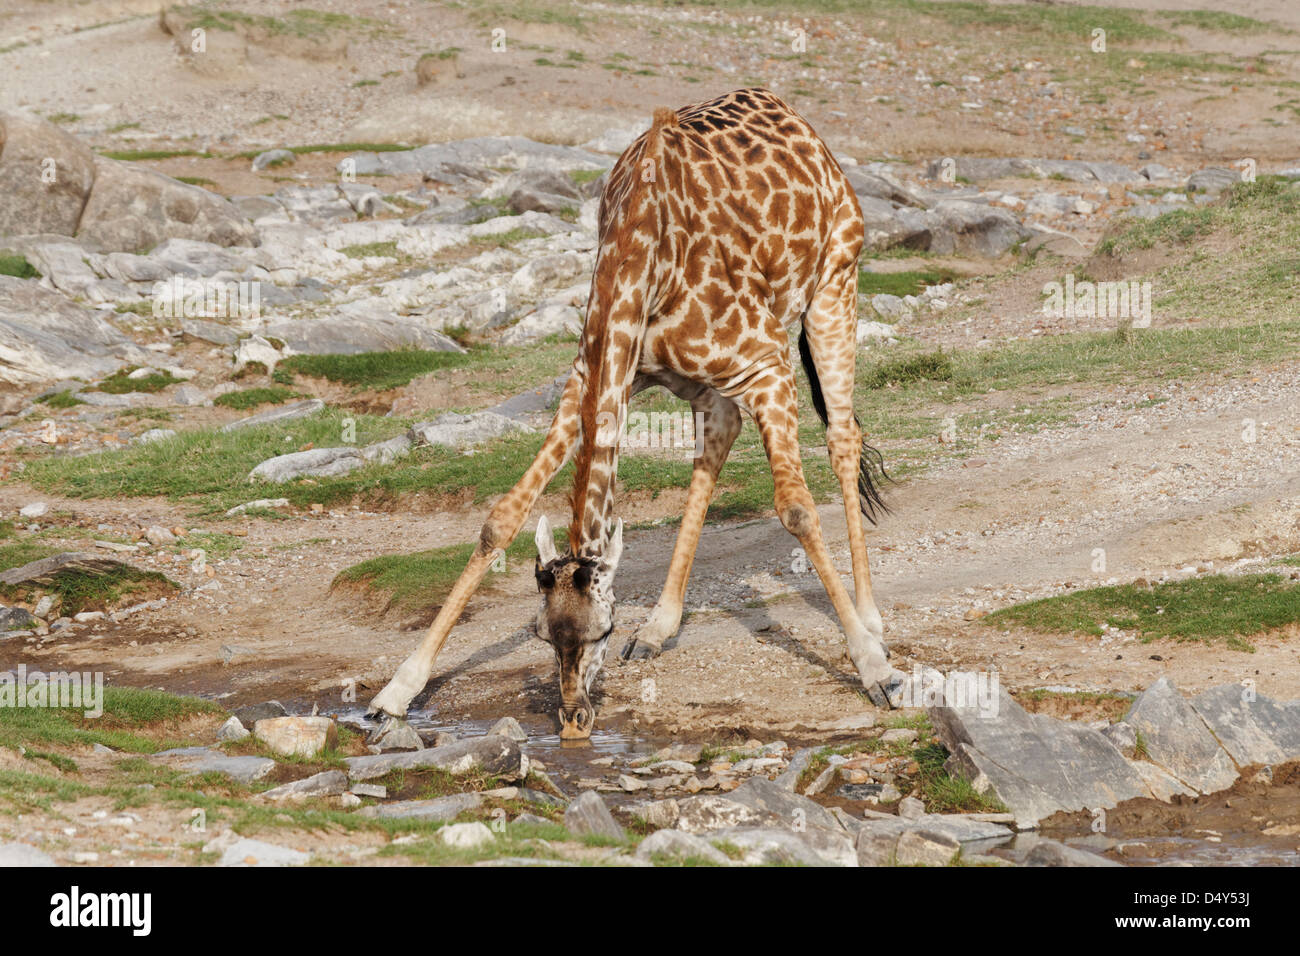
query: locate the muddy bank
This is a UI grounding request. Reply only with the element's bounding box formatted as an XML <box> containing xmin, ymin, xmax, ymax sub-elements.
<box><xmin>1039</xmin><ymin>763</ymin><xmax>1300</xmax><ymax>865</ymax></box>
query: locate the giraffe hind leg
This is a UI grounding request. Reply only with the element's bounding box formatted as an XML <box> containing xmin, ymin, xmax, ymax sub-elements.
<box><xmin>799</xmin><ymin>263</ymin><xmax>888</xmax><ymax>644</ymax></box>
<box><xmin>742</xmin><ymin>365</ymin><xmax>896</xmax><ymax>704</ymax></box>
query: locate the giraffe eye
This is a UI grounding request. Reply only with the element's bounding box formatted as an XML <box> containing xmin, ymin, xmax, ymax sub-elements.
<box><xmin>573</xmin><ymin>564</ymin><xmax>593</xmax><ymax>592</ymax></box>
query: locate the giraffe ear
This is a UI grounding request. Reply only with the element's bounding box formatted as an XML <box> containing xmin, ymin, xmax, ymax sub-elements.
<box><xmin>602</xmin><ymin>518</ymin><xmax>624</xmax><ymax>571</ymax></box>
<box><xmin>535</xmin><ymin>515</ymin><xmax>558</xmax><ymax>565</ymax></box>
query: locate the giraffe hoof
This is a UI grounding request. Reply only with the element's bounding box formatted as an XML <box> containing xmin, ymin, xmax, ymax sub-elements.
<box><xmin>865</xmin><ymin>671</ymin><xmax>906</xmax><ymax>709</ymax></box>
<box><xmin>620</xmin><ymin>638</ymin><xmax>662</xmax><ymax>661</ymax></box>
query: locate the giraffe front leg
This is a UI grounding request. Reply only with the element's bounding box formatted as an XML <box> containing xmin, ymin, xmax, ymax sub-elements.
<box><xmin>623</xmin><ymin>389</ymin><xmax>742</xmax><ymax>661</ymax></box>
<box><xmin>368</xmin><ymin>369</ymin><xmax>584</xmax><ymax>718</ymax></box>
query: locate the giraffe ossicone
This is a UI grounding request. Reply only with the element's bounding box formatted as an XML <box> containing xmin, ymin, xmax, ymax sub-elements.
<box><xmin>368</xmin><ymin>88</ymin><xmax>904</xmax><ymax>736</ymax></box>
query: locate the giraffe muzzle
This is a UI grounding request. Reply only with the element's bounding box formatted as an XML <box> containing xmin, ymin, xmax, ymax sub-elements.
<box><xmin>558</xmin><ymin>700</ymin><xmax>594</xmax><ymax>740</ymax></box>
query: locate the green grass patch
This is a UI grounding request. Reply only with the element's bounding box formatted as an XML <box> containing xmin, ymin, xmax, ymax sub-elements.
<box><xmin>36</xmin><ymin>390</ymin><xmax>85</xmax><ymax>409</ymax></box>
<box><xmin>1091</xmin><ymin>177</ymin><xmax>1300</xmax><ymax>319</ymax></box>
<box><xmin>0</xmin><ymin>254</ymin><xmax>40</xmax><ymax>279</ymax></box>
<box><xmin>984</xmin><ymin>573</ymin><xmax>1300</xmax><ymax>650</ymax></box>
<box><xmin>861</xmin><ymin>350</ymin><xmax>954</xmax><ymax>389</ymax></box>
<box><xmin>0</xmin><ymin>686</ymin><xmax>221</xmax><ymax>756</ymax></box>
<box><xmin>213</xmin><ymin>386</ymin><xmax>299</xmax><ymax>410</ymax></box>
<box><xmin>339</xmin><ymin>240</ymin><xmax>400</xmax><ymax>259</ymax></box>
<box><xmin>913</xmin><ymin>741</ymin><xmax>1008</xmax><ymax>814</ymax></box>
<box><xmin>277</xmin><ymin>348</ymin><xmax>470</xmax><ymax>391</ymax></box>
<box><xmin>0</xmin><ymin>541</ymin><xmax>61</xmax><ymax>573</ymax></box>
<box><xmin>858</xmin><ymin>268</ymin><xmax>955</xmax><ymax>298</ymax></box>
<box><xmin>0</xmin><ymin>565</ymin><xmax>177</xmax><ymax>618</ymax></box>
<box><xmin>334</xmin><ymin>525</ymin><xmax>569</xmax><ymax>613</ymax></box>
<box><xmin>99</xmin><ymin>149</ymin><xmax>211</xmax><ymax>161</ymax></box>
<box><xmin>95</xmin><ymin>367</ymin><xmax>182</xmax><ymax>394</ymax></box>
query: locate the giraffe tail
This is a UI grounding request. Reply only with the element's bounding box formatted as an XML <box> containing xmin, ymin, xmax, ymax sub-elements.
<box><xmin>798</xmin><ymin>326</ymin><xmax>892</xmax><ymax>524</ymax></box>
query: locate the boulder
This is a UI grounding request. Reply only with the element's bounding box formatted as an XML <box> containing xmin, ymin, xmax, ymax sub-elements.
<box><xmin>1023</xmin><ymin>839</ymin><xmax>1122</xmax><ymax>867</ymax></box>
<box><xmin>216</xmin><ymin>716</ymin><xmax>249</xmax><ymax>742</ymax></box>
<box><xmin>635</xmin><ymin>828</ymin><xmax>729</xmax><ymax>865</ymax></box>
<box><xmin>77</xmin><ymin>158</ymin><xmax>256</xmax><ymax>252</ymax></box>
<box><xmin>1124</xmin><ymin>677</ymin><xmax>1238</xmax><ymax>794</ymax></box>
<box><xmin>0</xmin><ymin>111</ymin><xmax>98</xmax><ymax>238</ymax></box>
<box><xmin>253</xmin><ymin>715</ymin><xmax>339</xmax><ymax>758</ymax></box>
<box><xmin>894</xmin><ymin>828</ymin><xmax>961</xmax><ymax>866</ymax></box>
<box><xmin>930</xmin><ymin>685</ymin><xmax>1150</xmax><ymax>828</ymax></box>
<box><xmin>500</xmin><ymin>303</ymin><xmax>583</xmax><ymax>345</ymax></box>
<box><xmin>1189</xmin><ymin>684</ymin><xmax>1300</xmax><ymax>767</ymax></box>
<box><xmin>0</xmin><ymin>277</ymin><xmax>148</xmax><ymax>386</ymax></box>
<box><xmin>713</xmin><ymin>826</ymin><xmax>855</xmax><ymax>866</ymax></box>
<box><xmin>926</xmin><ymin>200</ymin><xmax>1029</xmax><ymax>257</ymax></box>
<box><xmin>563</xmin><ymin>790</ymin><xmax>625</xmax><ymax>841</ymax></box>
<box><xmin>437</xmin><ymin>822</ymin><xmax>495</xmax><ymax>850</ymax></box>
<box><xmin>1186</xmin><ymin>167</ymin><xmax>1241</xmax><ymax>195</ymax></box>
<box><xmin>486</xmin><ymin>717</ymin><xmax>529</xmax><ymax>742</ymax></box>
<box><xmin>857</xmin><ymin>195</ymin><xmax>932</xmax><ymax>251</ymax></box>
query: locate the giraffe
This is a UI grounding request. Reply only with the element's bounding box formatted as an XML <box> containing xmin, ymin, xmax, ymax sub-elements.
<box><xmin>369</xmin><ymin>88</ymin><xmax>898</xmax><ymax>737</ymax></box>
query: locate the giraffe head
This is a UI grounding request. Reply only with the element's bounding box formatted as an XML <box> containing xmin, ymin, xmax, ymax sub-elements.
<box><xmin>533</xmin><ymin>515</ymin><xmax>623</xmax><ymax>739</ymax></box>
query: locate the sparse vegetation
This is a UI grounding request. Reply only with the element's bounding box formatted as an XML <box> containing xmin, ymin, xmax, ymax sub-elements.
<box><xmin>0</xmin><ymin>254</ymin><xmax>40</xmax><ymax>279</ymax></box>
<box><xmin>213</xmin><ymin>386</ymin><xmax>300</xmax><ymax>410</ymax></box>
<box><xmin>984</xmin><ymin>573</ymin><xmax>1300</xmax><ymax>650</ymax></box>
<box><xmin>276</xmin><ymin>348</ymin><xmax>470</xmax><ymax>391</ymax></box>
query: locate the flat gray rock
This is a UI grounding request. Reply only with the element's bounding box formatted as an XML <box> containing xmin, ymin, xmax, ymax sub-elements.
<box><xmin>927</xmin><ymin>157</ymin><xmax>1140</xmax><ymax>184</ymax></box>
<box><xmin>219</xmin><ymin>837</ymin><xmax>310</xmax><ymax>867</ymax></box>
<box><xmin>221</xmin><ymin>398</ymin><xmax>324</xmax><ymax>432</ymax></box>
<box><xmin>345</xmin><ymin>734</ymin><xmax>522</xmax><ymax>782</ymax></box>
<box><xmin>1125</xmin><ymin>677</ymin><xmax>1238</xmax><ymax>794</ymax></box>
<box><xmin>1190</xmin><ymin>683</ymin><xmax>1300</xmax><ymax>767</ymax></box>
<box><xmin>409</xmin><ymin>411</ymin><xmax>532</xmax><ymax>449</ymax></box>
<box><xmin>150</xmin><ymin>746</ymin><xmax>275</xmax><ymax>784</ymax></box>
<box><xmin>261</xmin><ymin>769</ymin><xmax>348</xmax><ymax>800</ymax></box>
<box><xmin>0</xmin><ymin>551</ymin><xmax>135</xmax><ymax>588</ymax></box>
<box><xmin>264</xmin><ymin>315</ymin><xmax>464</xmax><ymax>356</ymax></box>
<box><xmin>248</xmin><ymin>446</ymin><xmax>364</xmax><ymax>483</ymax></box>
<box><xmin>341</xmin><ymin>137</ymin><xmax>611</xmax><ymax>180</ymax></box>
<box><xmin>0</xmin><ymin>842</ymin><xmax>57</xmax><ymax>867</ymax></box>
<box><xmin>358</xmin><ymin>792</ymin><xmax>482</xmax><ymax>820</ymax></box>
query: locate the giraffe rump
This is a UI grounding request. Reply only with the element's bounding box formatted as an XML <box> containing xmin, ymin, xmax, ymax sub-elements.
<box><xmin>798</xmin><ymin>326</ymin><xmax>891</xmax><ymax>524</ymax></box>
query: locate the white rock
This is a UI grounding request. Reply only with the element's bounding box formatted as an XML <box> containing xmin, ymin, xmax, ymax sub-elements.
<box><xmin>436</xmin><ymin>822</ymin><xmax>495</xmax><ymax>850</ymax></box>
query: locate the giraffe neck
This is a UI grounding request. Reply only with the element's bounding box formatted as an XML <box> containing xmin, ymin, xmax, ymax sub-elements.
<box><xmin>567</xmin><ymin>106</ymin><xmax>678</xmax><ymax>556</ymax></box>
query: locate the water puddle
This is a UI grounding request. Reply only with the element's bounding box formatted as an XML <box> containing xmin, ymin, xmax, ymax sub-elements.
<box><xmin>331</xmin><ymin>705</ymin><xmax>671</xmax><ymax>791</ymax></box>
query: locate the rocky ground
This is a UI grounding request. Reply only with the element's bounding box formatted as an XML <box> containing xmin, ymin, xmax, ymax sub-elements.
<box><xmin>0</xmin><ymin>0</ymin><xmax>1298</xmax><ymax>866</ymax></box>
